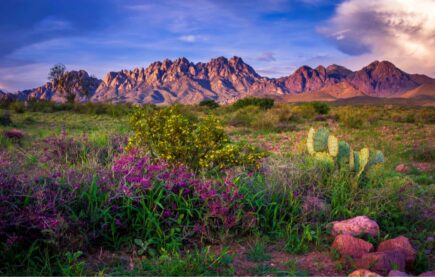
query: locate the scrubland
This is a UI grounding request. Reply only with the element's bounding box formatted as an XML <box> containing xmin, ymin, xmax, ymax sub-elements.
<box><xmin>0</xmin><ymin>99</ymin><xmax>433</xmax><ymax>276</ymax></box>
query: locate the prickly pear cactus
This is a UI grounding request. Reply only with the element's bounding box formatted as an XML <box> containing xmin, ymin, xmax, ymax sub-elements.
<box><xmin>353</xmin><ymin>151</ymin><xmax>359</xmax><ymax>172</ymax></box>
<box><xmin>328</xmin><ymin>135</ymin><xmax>339</xmax><ymax>157</ymax></box>
<box><xmin>337</xmin><ymin>141</ymin><xmax>350</xmax><ymax>165</ymax></box>
<box><xmin>307</xmin><ymin>128</ymin><xmax>315</xmax><ymax>155</ymax></box>
<box><xmin>305</xmin><ymin>127</ymin><xmax>384</xmax><ymax>181</ymax></box>
<box><xmin>370</xmin><ymin>150</ymin><xmax>385</xmax><ymax>165</ymax></box>
<box><xmin>357</xmin><ymin>148</ymin><xmax>370</xmax><ymax>178</ymax></box>
<box><xmin>313</xmin><ymin>128</ymin><xmax>329</xmax><ymax>152</ymax></box>
<box><xmin>349</xmin><ymin>149</ymin><xmax>354</xmax><ymax>170</ymax></box>
<box><xmin>314</xmin><ymin>152</ymin><xmax>334</xmax><ymax>164</ymax></box>
<box><xmin>353</xmin><ymin>151</ymin><xmax>360</xmax><ymax>172</ymax></box>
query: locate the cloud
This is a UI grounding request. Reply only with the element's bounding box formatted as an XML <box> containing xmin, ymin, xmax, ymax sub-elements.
<box><xmin>256</xmin><ymin>65</ymin><xmax>295</xmax><ymax>77</ymax></box>
<box><xmin>320</xmin><ymin>0</ymin><xmax>435</xmax><ymax>75</ymax></box>
<box><xmin>0</xmin><ymin>63</ymin><xmax>51</xmax><ymax>91</ymax></box>
<box><xmin>178</xmin><ymin>35</ymin><xmax>207</xmax><ymax>43</ymax></box>
<box><xmin>256</xmin><ymin>52</ymin><xmax>276</xmax><ymax>62</ymax></box>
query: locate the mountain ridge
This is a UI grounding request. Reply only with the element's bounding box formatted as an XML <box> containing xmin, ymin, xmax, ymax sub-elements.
<box><xmin>4</xmin><ymin>57</ymin><xmax>435</xmax><ymax>105</ymax></box>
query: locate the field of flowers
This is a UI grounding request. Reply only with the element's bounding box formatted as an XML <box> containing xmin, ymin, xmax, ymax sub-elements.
<box><xmin>0</xmin><ymin>100</ymin><xmax>434</xmax><ymax>276</ymax></box>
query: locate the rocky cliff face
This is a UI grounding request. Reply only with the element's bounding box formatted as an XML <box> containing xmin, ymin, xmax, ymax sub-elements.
<box><xmin>8</xmin><ymin>57</ymin><xmax>434</xmax><ymax>104</ymax></box>
<box><xmin>93</xmin><ymin>56</ymin><xmax>271</xmax><ymax>104</ymax></box>
<box><xmin>345</xmin><ymin>61</ymin><xmax>427</xmax><ymax>97</ymax></box>
<box><xmin>276</xmin><ymin>64</ymin><xmax>353</xmax><ymax>93</ymax></box>
<box><xmin>19</xmin><ymin>70</ymin><xmax>101</xmax><ymax>102</ymax></box>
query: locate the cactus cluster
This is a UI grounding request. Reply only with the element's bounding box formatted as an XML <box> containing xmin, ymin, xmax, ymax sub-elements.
<box><xmin>306</xmin><ymin>127</ymin><xmax>384</xmax><ymax>177</ymax></box>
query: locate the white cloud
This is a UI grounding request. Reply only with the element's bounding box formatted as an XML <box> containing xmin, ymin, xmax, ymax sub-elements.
<box><xmin>178</xmin><ymin>35</ymin><xmax>207</xmax><ymax>43</ymax></box>
<box><xmin>257</xmin><ymin>52</ymin><xmax>276</xmax><ymax>62</ymax></box>
<box><xmin>321</xmin><ymin>0</ymin><xmax>435</xmax><ymax>76</ymax></box>
<box><xmin>0</xmin><ymin>63</ymin><xmax>50</xmax><ymax>91</ymax></box>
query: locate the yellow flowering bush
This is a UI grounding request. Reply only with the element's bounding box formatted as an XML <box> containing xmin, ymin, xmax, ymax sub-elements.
<box><xmin>127</xmin><ymin>107</ymin><xmax>265</xmax><ymax>172</ymax></box>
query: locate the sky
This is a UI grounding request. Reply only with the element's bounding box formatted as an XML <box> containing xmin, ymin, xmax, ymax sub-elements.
<box><xmin>0</xmin><ymin>0</ymin><xmax>434</xmax><ymax>91</ymax></box>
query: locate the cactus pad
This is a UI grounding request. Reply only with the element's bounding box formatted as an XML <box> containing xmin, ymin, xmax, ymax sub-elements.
<box><xmin>357</xmin><ymin>147</ymin><xmax>370</xmax><ymax>177</ymax></box>
<box><xmin>353</xmin><ymin>151</ymin><xmax>360</xmax><ymax>172</ymax></box>
<box><xmin>313</xmin><ymin>127</ymin><xmax>330</xmax><ymax>152</ymax></box>
<box><xmin>349</xmin><ymin>149</ymin><xmax>354</xmax><ymax>170</ymax></box>
<box><xmin>372</xmin><ymin>150</ymin><xmax>385</xmax><ymax>164</ymax></box>
<box><xmin>307</xmin><ymin>127</ymin><xmax>315</xmax><ymax>155</ymax></box>
<box><xmin>328</xmin><ymin>135</ymin><xmax>339</xmax><ymax>157</ymax></box>
<box><xmin>337</xmin><ymin>141</ymin><xmax>351</xmax><ymax>165</ymax></box>
<box><xmin>314</xmin><ymin>152</ymin><xmax>334</xmax><ymax>164</ymax></box>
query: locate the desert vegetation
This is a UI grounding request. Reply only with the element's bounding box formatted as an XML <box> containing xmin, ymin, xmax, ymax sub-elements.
<box><xmin>0</xmin><ymin>99</ymin><xmax>433</xmax><ymax>276</ymax></box>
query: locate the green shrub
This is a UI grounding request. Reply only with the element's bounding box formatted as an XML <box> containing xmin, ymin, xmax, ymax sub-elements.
<box><xmin>26</xmin><ymin>98</ymin><xmax>56</xmax><ymax>113</ymax></box>
<box><xmin>291</xmin><ymin>104</ymin><xmax>316</xmax><ymax>119</ymax></box>
<box><xmin>250</xmin><ymin>104</ymin><xmax>297</xmax><ymax>131</ymax></box>
<box><xmin>199</xmin><ymin>99</ymin><xmax>219</xmax><ymax>109</ymax></box>
<box><xmin>232</xmin><ymin>97</ymin><xmax>274</xmax><ymax>110</ymax></box>
<box><xmin>408</xmin><ymin>143</ymin><xmax>435</xmax><ymax>162</ymax></box>
<box><xmin>0</xmin><ymin>111</ymin><xmax>12</xmax><ymax>126</ymax></box>
<box><xmin>338</xmin><ymin>110</ymin><xmax>364</xmax><ymax>129</ymax></box>
<box><xmin>310</xmin><ymin>102</ymin><xmax>330</xmax><ymax>115</ymax></box>
<box><xmin>9</xmin><ymin>101</ymin><xmax>25</xmax><ymax>113</ymax></box>
<box><xmin>228</xmin><ymin>105</ymin><xmax>260</xmax><ymax>128</ymax></box>
<box><xmin>127</xmin><ymin>107</ymin><xmax>265</xmax><ymax>172</ymax></box>
<box><xmin>251</xmin><ymin>109</ymin><xmax>280</xmax><ymax>130</ymax></box>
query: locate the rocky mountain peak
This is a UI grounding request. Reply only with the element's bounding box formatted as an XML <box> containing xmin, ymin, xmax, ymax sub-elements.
<box><xmin>347</xmin><ymin>60</ymin><xmax>418</xmax><ymax>96</ymax></box>
<box><xmin>229</xmin><ymin>56</ymin><xmax>243</xmax><ymax>66</ymax></box>
<box><xmin>8</xmin><ymin>57</ymin><xmax>434</xmax><ymax>105</ymax></box>
<box><xmin>315</xmin><ymin>65</ymin><xmax>327</xmax><ymax>74</ymax></box>
<box><xmin>16</xmin><ymin>70</ymin><xmax>101</xmax><ymax>102</ymax></box>
<box><xmin>373</xmin><ymin>60</ymin><xmax>403</xmax><ymax>76</ymax></box>
<box><xmin>294</xmin><ymin>65</ymin><xmax>313</xmax><ymax>73</ymax></box>
<box><xmin>326</xmin><ymin>64</ymin><xmax>353</xmax><ymax>79</ymax></box>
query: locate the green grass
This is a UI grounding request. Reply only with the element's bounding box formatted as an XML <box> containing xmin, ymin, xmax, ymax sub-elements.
<box><xmin>113</xmin><ymin>247</ymin><xmax>235</xmax><ymax>276</ymax></box>
<box><xmin>246</xmin><ymin>240</ymin><xmax>271</xmax><ymax>262</ymax></box>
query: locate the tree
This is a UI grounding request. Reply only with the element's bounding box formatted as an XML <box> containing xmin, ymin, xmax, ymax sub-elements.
<box><xmin>48</xmin><ymin>64</ymin><xmax>90</xmax><ymax>103</ymax></box>
<box><xmin>199</xmin><ymin>99</ymin><xmax>219</xmax><ymax>109</ymax></box>
<box><xmin>48</xmin><ymin>63</ymin><xmax>66</xmax><ymax>82</ymax></box>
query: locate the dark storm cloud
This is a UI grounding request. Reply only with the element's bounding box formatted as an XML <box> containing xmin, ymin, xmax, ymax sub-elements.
<box><xmin>318</xmin><ymin>0</ymin><xmax>435</xmax><ymax>75</ymax></box>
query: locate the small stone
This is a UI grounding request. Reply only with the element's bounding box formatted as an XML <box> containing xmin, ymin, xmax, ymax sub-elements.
<box><xmin>332</xmin><ymin>216</ymin><xmax>380</xmax><ymax>237</ymax></box>
<box><xmin>348</xmin><ymin>269</ymin><xmax>382</xmax><ymax>277</ymax></box>
<box><xmin>4</xmin><ymin>128</ymin><xmax>25</xmax><ymax>140</ymax></box>
<box><xmin>357</xmin><ymin>251</ymin><xmax>406</xmax><ymax>275</ymax></box>
<box><xmin>395</xmin><ymin>164</ymin><xmax>409</xmax><ymax>173</ymax></box>
<box><xmin>332</xmin><ymin>234</ymin><xmax>374</xmax><ymax>259</ymax></box>
<box><xmin>378</xmin><ymin>236</ymin><xmax>416</xmax><ymax>266</ymax></box>
<box><xmin>411</xmin><ymin>162</ymin><xmax>433</xmax><ymax>172</ymax></box>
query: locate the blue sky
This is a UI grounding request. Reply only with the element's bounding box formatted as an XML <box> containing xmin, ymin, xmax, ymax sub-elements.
<box><xmin>1</xmin><ymin>0</ymin><xmax>434</xmax><ymax>91</ymax></box>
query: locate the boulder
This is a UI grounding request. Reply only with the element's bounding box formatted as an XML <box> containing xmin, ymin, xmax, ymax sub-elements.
<box><xmin>378</xmin><ymin>236</ymin><xmax>416</xmax><ymax>266</ymax></box>
<box><xmin>395</xmin><ymin>164</ymin><xmax>409</xmax><ymax>173</ymax></box>
<box><xmin>388</xmin><ymin>270</ymin><xmax>412</xmax><ymax>276</ymax></box>
<box><xmin>348</xmin><ymin>269</ymin><xmax>382</xmax><ymax>277</ymax></box>
<box><xmin>332</xmin><ymin>234</ymin><xmax>374</xmax><ymax>258</ymax></box>
<box><xmin>357</xmin><ymin>251</ymin><xmax>406</xmax><ymax>275</ymax></box>
<box><xmin>4</xmin><ymin>128</ymin><xmax>25</xmax><ymax>140</ymax></box>
<box><xmin>332</xmin><ymin>216</ymin><xmax>380</xmax><ymax>237</ymax></box>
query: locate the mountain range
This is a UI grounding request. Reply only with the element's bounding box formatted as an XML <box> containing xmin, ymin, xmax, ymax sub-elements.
<box><xmin>1</xmin><ymin>56</ymin><xmax>434</xmax><ymax>105</ymax></box>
